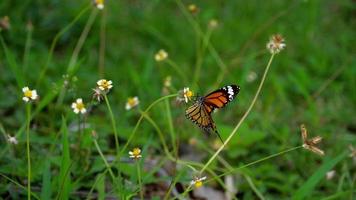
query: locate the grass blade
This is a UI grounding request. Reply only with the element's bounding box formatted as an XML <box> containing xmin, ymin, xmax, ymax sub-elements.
<box><xmin>57</xmin><ymin>116</ymin><xmax>72</xmax><ymax>200</ymax></box>
<box><xmin>40</xmin><ymin>160</ymin><xmax>52</xmax><ymax>200</ymax></box>
<box><xmin>292</xmin><ymin>152</ymin><xmax>348</xmax><ymax>200</ymax></box>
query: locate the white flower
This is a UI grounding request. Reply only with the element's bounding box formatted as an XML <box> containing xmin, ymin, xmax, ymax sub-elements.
<box><xmin>125</xmin><ymin>96</ymin><xmax>139</xmax><ymax>110</ymax></box>
<box><xmin>208</xmin><ymin>19</ymin><xmax>218</xmax><ymax>29</ymax></box>
<box><xmin>155</xmin><ymin>49</ymin><xmax>168</xmax><ymax>62</ymax></box>
<box><xmin>326</xmin><ymin>170</ymin><xmax>336</xmax><ymax>180</ymax></box>
<box><xmin>22</xmin><ymin>86</ymin><xmax>38</xmax><ymax>102</ymax></box>
<box><xmin>129</xmin><ymin>148</ymin><xmax>142</xmax><ymax>159</ymax></box>
<box><xmin>190</xmin><ymin>176</ymin><xmax>207</xmax><ymax>188</ymax></box>
<box><xmin>97</xmin><ymin>79</ymin><xmax>113</xmax><ymax>91</ymax></box>
<box><xmin>177</xmin><ymin>87</ymin><xmax>194</xmax><ymax>103</ymax></box>
<box><xmin>71</xmin><ymin>98</ymin><xmax>87</xmax><ymax>114</ymax></box>
<box><xmin>266</xmin><ymin>34</ymin><xmax>286</xmax><ymax>54</ymax></box>
<box><xmin>7</xmin><ymin>135</ymin><xmax>18</xmax><ymax>145</ymax></box>
<box><xmin>183</xmin><ymin>87</ymin><xmax>193</xmax><ymax>103</ymax></box>
<box><xmin>93</xmin><ymin>0</ymin><xmax>104</xmax><ymax>9</ymax></box>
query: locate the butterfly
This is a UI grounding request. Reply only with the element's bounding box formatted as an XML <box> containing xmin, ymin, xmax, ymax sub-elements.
<box><xmin>185</xmin><ymin>85</ymin><xmax>240</xmax><ymax>142</ymax></box>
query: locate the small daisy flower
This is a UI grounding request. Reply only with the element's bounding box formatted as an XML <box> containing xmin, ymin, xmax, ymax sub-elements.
<box><xmin>7</xmin><ymin>134</ymin><xmax>18</xmax><ymax>145</ymax></box>
<box><xmin>125</xmin><ymin>96</ymin><xmax>139</xmax><ymax>110</ymax></box>
<box><xmin>300</xmin><ymin>124</ymin><xmax>324</xmax><ymax>156</ymax></box>
<box><xmin>155</xmin><ymin>49</ymin><xmax>168</xmax><ymax>62</ymax></box>
<box><xmin>177</xmin><ymin>87</ymin><xmax>194</xmax><ymax>103</ymax></box>
<box><xmin>188</xmin><ymin>4</ymin><xmax>199</xmax><ymax>14</ymax></box>
<box><xmin>93</xmin><ymin>0</ymin><xmax>104</xmax><ymax>10</ymax></box>
<box><xmin>183</xmin><ymin>87</ymin><xmax>193</xmax><ymax>103</ymax></box>
<box><xmin>266</xmin><ymin>34</ymin><xmax>286</xmax><ymax>54</ymax></box>
<box><xmin>97</xmin><ymin>79</ymin><xmax>113</xmax><ymax>92</ymax></box>
<box><xmin>22</xmin><ymin>86</ymin><xmax>38</xmax><ymax>102</ymax></box>
<box><xmin>129</xmin><ymin>147</ymin><xmax>142</xmax><ymax>160</ymax></box>
<box><xmin>208</xmin><ymin>19</ymin><xmax>218</xmax><ymax>29</ymax></box>
<box><xmin>190</xmin><ymin>176</ymin><xmax>207</xmax><ymax>188</ymax></box>
<box><xmin>71</xmin><ymin>98</ymin><xmax>87</xmax><ymax>114</ymax></box>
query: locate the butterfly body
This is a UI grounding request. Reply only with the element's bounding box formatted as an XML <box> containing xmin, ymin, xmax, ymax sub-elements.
<box><xmin>185</xmin><ymin>85</ymin><xmax>240</xmax><ymax>142</ymax></box>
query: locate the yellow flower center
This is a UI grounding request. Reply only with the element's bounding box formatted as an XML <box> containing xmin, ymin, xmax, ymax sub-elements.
<box><xmin>24</xmin><ymin>90</ymin><xmax>32</xmax><ymax>98</ymax></box>
<box><xmin>100</xmin><ymin>80</ymin><xmax>109</xmax><ymax>88</ymax></box>
<box><xmin>128</xmin><ymin>98</ymin><xmax>137</xmax><ymax>106</ymax></box>
<box><xmin>95</xmin><ymin>0</ymin><xmax>104</xmax><ymax>4</ymax></box>
<box><xmin>194</xmin><ymin>180</ymin><xmax>203</xmax><ymax>188</ymax></box>
<box><xmin>185</xmin><ymin>90</ymin><xmax>193</xmax><ymax>98</ymax></box>
<box><xmin>76</xmin><ymin>102</ymin><xmax>85</xmax><ymax>110</ymax></box>
<box><xmin>132</xmin><ymin>148</ymin><xmax>141</xmax><ymax>156</ymax></box>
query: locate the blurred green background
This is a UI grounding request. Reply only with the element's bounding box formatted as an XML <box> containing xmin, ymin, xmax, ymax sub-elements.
<box><xmin>0</xmin><ymin>0</ymin><xmax>355</xmax><ymax>199</ymax></box>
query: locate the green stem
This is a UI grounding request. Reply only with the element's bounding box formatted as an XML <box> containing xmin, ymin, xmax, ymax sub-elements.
<box><xmin>23</xmin><ymin>23</ymin><xmax>33</xmax><ymax>72</ymax></box>
<box><xmin>218</xmin><ymin>146</ymin><xmax>302</xmax><ymax>178</ymax></box>
<box><xmin>164</xmin><ymin>99</ymin><xmax>177</xmax><ymax>157</ymax></box>
<box><xmin>165</xmin><ymin>59</ymin><xmax>188</xmax><ymax>84</ymax></box>
<box><xmin>182</xmin><ymin>146</ymin><xmax>302</xmax><ymax>197</ymax></box>
<box><xmin>93</xmin><ymin>138</ymin><xmax>116</xmax><ymax>183</ymax></box>
<box><xmin>99</xmin><ymin>9</ymin><xmax>106</xmax><ymax>77</ymax></box>
<box><xmin>67</xmin><ymin>8</ymin><xmax>98</xmax><ymax>74</ymax></box>
<box><xmin>193</xmin><ymin>28</ymin><xmax>212</xmax><ymax>86</ymax></box>
<box><xmin>137</xmin><ymin>161</ymin><xmax>143</xmax><ymax>200</ymax></box>
<box><xmin>120</xmin><ymin>94</ymin><xmax>177</xmax><ymax>155</ymax></box>
<box><xmin>56</xmin><ymin>8</ymin><xmax>98</xmax><ymax>107</ymax></box>
<box><xmin>26</xmin><ymin>104</ymin><xmax>32</xmax><ymax>200</ymax></box>
<box><xmin>104</xmin><ymin>94</ymin><xmax>120</xmax><ymax>153</ymax></box>
<box><xmin>37</xmin><ymin>5</ymin><xmax>90</xmax><ymax>87</ymax></box>
<box><xmin>0</xmin><ymin>173</ymin><xmax>40</xmax><ymax>200</ymax></box>
<box><xmin>200</xmin><ymin>53</ymin><xmax>275</xmax><ymax>174</ymax></box>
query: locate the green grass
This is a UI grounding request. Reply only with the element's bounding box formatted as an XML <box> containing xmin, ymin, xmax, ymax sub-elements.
<box><xmin>0</xmin><ymin>0</ymin><xmax>355</xmax><ymax>199</ymax></box>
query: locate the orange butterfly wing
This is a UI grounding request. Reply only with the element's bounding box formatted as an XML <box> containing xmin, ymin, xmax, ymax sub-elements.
<box><xmin>185</xmin><ymin>85</ymin><xmax>240</xmax><ymax>142</ymax></box>
<box><xmin>204</xmin><ymin>85</ymin><xmax>240</xmax><ymax>111</ymax></box>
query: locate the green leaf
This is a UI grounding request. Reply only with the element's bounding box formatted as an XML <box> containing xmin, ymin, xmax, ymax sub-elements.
<box><xmin>57</xmin><ymin>116</ymin><xmax>71</xmax><ymax>200</ymax></box>
<box><xmin>0</xmin><ymin>35</ymin><xmax>25</xmax><ymax>88</ymax></box>
<box><xmin>96</xmin><ymin>173</ymin><xmax>106</xmax><ymax>200</ymax></box>
<box><xmin>292</xmin><ymin>152</ymin><xmax>348</xmax><ymax>200</ymax></box>
<box><xmin>40</xmin><ymin>160</ymin><xmax>52</xmax><ymax>200</ymax></box>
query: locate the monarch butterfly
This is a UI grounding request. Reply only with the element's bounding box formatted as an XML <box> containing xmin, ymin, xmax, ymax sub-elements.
<box><xmin>185</xmin><ymin>85</ymin><xmax>240</xmax><ymax>142</ymax></box>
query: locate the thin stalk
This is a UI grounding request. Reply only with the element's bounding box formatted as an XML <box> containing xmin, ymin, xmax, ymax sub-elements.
<box><xmin>164</xmin><ymin>99</ymin><xmax>177</xmax><ymax>157</ymax></box>
<box><xmin>104</xmin><ymin>94</ymin><xmax>119</xmax><ymax>153</ymax></box>
<box><xmin>218</xmin><ymin>146</ymin><xmax>302</xmax><ymax>178</ymax></box>
<box><xmin>67</xmin><ymin>8</ymin><xmax>98</xmax><ymax>74</ymax></box>
<box><xmin>165</xmin><ymin>59</ymin><xmax>188</xmax><ymax>84</ymax></box>
<box><xmin>56</xmin><ymin>8</ymin><xmax>98</xmax><ymax>106</ymax></box>
<box><xmin>37</xmin><ymin>5</ymin><xmax>90</xmax><ymax>87</ymax></box>
<box><xmin>99</xmin><ymin>9</ymin><xmax>106</xmax><ymax>77</ymax></box>
<box><xmin>137</xmin><ymin>161</ymin><xmax>143</xmax><ymax>200</ymax></box>
<box><xmin>200</xmin><ymin>53</ymin><xmax>275</xmax><ymax>174</ymax></box>
<box><xmin>120</xmin><ymin>94</ymin><xmax>177</xmax><ymax>155</ymax></box>
<box><xmin>175</xmin><ymin>0</ymin><xmax>227</xmax><ymax>88</ymax></box>
<box><xmin>93</xmin><ymin>139</ymin><xmax>116</xmax><ymax>183</ymax></box>
<box><xmin>0</xmin><ymin>173</ymin><xmax>40</xmax><ymax>200</ymax></box>
<box><xmin>23</xmin><ymin>22</ymin><xmax>33</xmax><ymax>71</ymax></box>
<box><xmin>193</xmin><ymin>28</ymin><xmax>212</xmax><ymax>86</ymax></box>
<box><xmin>182</xmin><ymin>146</ymin><xmax>302</xmax><ymax>197</ymax></box>
<box><xmin>86</xmin><ymin>169</ymin><xmax>108</xmax><ymax>200</ymax></box>
<box><xmin>26</xmin><ymin>104</ymin><xmax>32</xmax><ymax>200</ymax></box>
